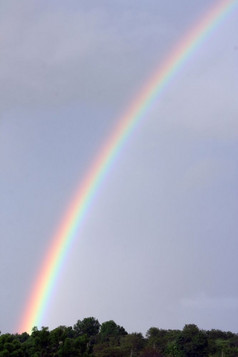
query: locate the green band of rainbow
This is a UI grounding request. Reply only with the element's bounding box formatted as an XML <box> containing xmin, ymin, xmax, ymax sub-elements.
<box><xmin>17</xmin><ymin>0</ymin><xmax>237</xmax><ymax>333</ymax></box>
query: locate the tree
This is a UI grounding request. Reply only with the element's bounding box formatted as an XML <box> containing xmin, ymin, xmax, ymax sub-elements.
<box><xmin>30</xmin><ymin>326</ymin><xmax>50</xmax><ymax>356</ymax></box>
<box><xmin>175</xmin><ymin>324</ymin><xmax>208</xmax><ymax>357</ymax></box>
<box><xmin>49</xmin><ymin>325</ymin><xmax>73</xmax><ymax>353</ymax></box>
<box><xmin>146</xmin><ymin>327</ymin><xmax>168</xmax><ymax>354</ymax></box>
<box><xmin>99</xmin><ymin>320</ymin><xmax>127</xmax><ymax>341</ymax></box>
<box><xmin>121</xmin><ymin>333</ymin><xmax>145</xmax><ymax>356</ymax></box>
<box><xmin>74</xmin><ymin>317</ymin><xmax>100</xmax><ymax>337</ymax></box>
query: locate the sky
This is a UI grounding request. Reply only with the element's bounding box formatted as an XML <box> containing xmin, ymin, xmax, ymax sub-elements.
<box><xmin>0</xmin><ymin>0</ymin><xmax>238</xmax><ymax>335</ymax></box>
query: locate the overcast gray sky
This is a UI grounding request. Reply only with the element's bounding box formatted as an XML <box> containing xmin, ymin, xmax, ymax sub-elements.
<box><xmin>1</xmin><ymin>0</ymin><xmax>238</xmax><ymax>334</ymax></box>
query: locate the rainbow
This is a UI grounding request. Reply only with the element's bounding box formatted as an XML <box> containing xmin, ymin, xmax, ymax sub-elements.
<box><xmin>17</xmin><ymin>0</ymin><xmax>237</xmax><ymax>333</ymax></box>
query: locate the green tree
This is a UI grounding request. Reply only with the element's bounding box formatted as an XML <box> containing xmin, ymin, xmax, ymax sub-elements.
<box><xmin>166</xmin><ymin>341</ymin><xmax>183</xmax><ymax>357</ymax></box>
<box><xmin>146</xmin><ymin>327</ymin><xmax>168</xmax><ymax>354</ymax></box>
<box><xmin>74</xmin><ymin>317</ymin><xmax>100</xmax><ymax>337</ymax></box>
<box><xmin>215</xmin><ymin>339</ymin><xmax>230</xmax><ymax>357</ymax></box>
<box><xmin>175</xmin><ymin>324</ymin><xmax>208</xmax><ymax>357</ymax></box>
<box><xmin>121</xmin><ymin>333</ymin><xmax>145</xmax><ymax>356</ymax></box>
<box><xmin>30</xmin><ymin>326</ymin><xmax>50</xmax><ymax>356</ymax></box>
<box><xmin>93</xmin><ymin>344</ymin><xmax>125</xmax><ymax>357</ymax></box>
<box><xmin>99</xmin><ymin>320</ymin><xmax>127</xmax><ymax>342</ymax></box>
<box><xmin>58</xmin><ymin>337</ymin><xmax>77</xmax><ymax>357</ymax></box>
<box><xmin>49</xmin><ymin>325</ymin><xmax>73</xmax><ymax>354</ymax></box>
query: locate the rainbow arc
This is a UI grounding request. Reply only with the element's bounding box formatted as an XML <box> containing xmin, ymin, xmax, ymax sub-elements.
<box><xmin>18</xmin><ymin>0</ymin><xmax>237</xmax><ymax>333</ymax></box>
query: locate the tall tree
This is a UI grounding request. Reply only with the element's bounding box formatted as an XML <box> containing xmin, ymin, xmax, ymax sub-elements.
<box><xmin>74</xmin><ymin>317</ymin><xmax>100</xmax><ymax>337</ymax></box>
<box><xmin>175</xmin><ymin>324</ymin><xmax>208</xmax><ymax>357</ymax></box>
<box><xmin>100</xmin><ymin>320</ymin><xmax>127</xmax><ymax>341</ymax></box>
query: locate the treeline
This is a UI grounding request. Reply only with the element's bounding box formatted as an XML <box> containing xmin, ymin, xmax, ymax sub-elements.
<box><xmin>0</xmin><ymin>317</ymin><xmax>238</xmax><ymax>356</ymax></box>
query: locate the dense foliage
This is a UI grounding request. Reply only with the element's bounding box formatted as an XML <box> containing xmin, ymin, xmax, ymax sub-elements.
<box><xmin>0</xmin><ymin>318</ymin><xmax>238</xmax><ymax>356</ymax></box>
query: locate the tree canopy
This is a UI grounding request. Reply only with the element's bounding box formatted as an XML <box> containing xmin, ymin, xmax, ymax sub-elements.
<box><xmin>0</xmin><ymin>318</ymin><xmax>237</xmax><ymax>356</ymax></box>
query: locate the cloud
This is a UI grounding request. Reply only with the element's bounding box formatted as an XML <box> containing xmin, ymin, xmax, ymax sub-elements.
<box><xmin>0</xmin><ymin>2</ymin><xmax>172</xmax><ymax>113</ymax></box>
